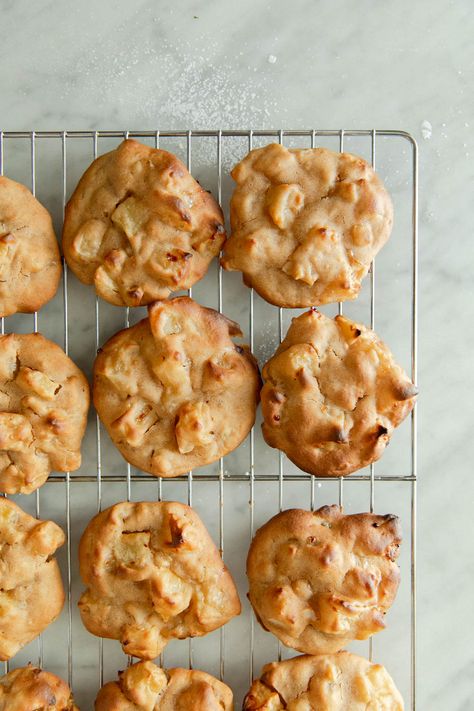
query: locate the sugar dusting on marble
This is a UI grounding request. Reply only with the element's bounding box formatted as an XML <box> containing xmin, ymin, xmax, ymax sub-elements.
<box><xmin>421</xmin><ymin>119</ymin><xmax>433</xmax><ymax>140</ymax></box>
<box><xmin>255</xmin><ymin>321</ymin><xmax>280</xmax><ymax>366</ymax></box>
<box><xmin>65</xmin><ymin>29</ymin><xmax>286</xmax><ymax>133</ymax></box>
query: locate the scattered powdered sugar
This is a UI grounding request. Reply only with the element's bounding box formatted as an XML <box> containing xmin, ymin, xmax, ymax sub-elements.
<box><xmin>149</xmin><ymin>43</ymin><xmax>280</xmax><ymax>127</ymax></box>
<box><xmin>420</xmin><ymin>119</ymin><xmax>433</xmax><ymax>140</ymax></box>
<box><xmin>255</xmin><ymin>321</ymin><xmax>280</xmax><ymax>365</ymax></box>
<box><xmin>64</xmin><ymin>26</ymin><xmax>286</xmax><ymax>131</ymax></box>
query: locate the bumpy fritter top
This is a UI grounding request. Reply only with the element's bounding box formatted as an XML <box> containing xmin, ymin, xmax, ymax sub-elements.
<box><xmin>0</xmin><ymin>333</ymin><xmax>90</xmax><ymax>494</ymax></box>
<box><xmin>0</xmin><ymin>665</ymin><xmax>78</xmax><ymax>711</ymax></box>
<box><xmin>0</xmin><ymin>498</ymin><xmax>65</xmax><ymax>660</ymax></box>
<box><xmin>243</xmin><ymin>652</ymin><xmax>404</xmax><ymax>710</ymax></box>
<box><xmin>78</xmin><ymin>501</ymin><xmax>241</xmax><ymax>659</ymax></box>
<box><xmin>93</xmin><ymin>296</ymin><xmax>260</xmax><ymax>478</ymax></box>
<box><xmin>0</xmin><ymin>176</ymin><xmax>61</xmax><ymax>318</ymax></box>
<box><xmin>95</xmin><ymin>661</ymin><xmax>233</xmax><ymax>711</ymax></box>
<box><xmin>62</xmin><ymin>139</ymin><xmax>226</xmax><ymax>306</ymax></box>
<box><xmin>222</xmin><ymin>143</ymin><xmax>393</xmax><ymax>308</ymax></box>
<box><xmin>261</xmin><ymin>309</ymin><xmax>417</xmax><ymax>476</ymax></box>
<box><xmin>247</xmin><ymin>506</ymin><xmax>402</xmax><ymax>654</ymax></box>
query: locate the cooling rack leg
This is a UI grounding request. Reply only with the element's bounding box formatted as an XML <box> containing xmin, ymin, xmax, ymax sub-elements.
<box><xmin>410</xmin><ymin>134</ymin><xmax>419</xmax><ymax>711</ymax></box>
<box><xmin>61</xmin><ymin>131</ymin><xmax>74</xmax><ymax>687</ymax></box>
<box><xmin>368</xmin><ymin>128</ymin><xmax>377</xmax><ymax>664</ymax></box>
<box><xmin>1</xmin><ymin>130</ymin><xmax>6</xmax><ymax>682</ymax></box>
<box><xmin>90</xmin><ymin>131</ymin><xmax>104</xmax><ymax>689</ymax></box>
<box><xmin>216</xmin><ymin>129</ymin><xmax>226</xmax><ymax>681</ymax></box>
<box><xmin>247</xmin><ymin>129</ymin><xmax>256</xmax><ymax>684</ymax></box>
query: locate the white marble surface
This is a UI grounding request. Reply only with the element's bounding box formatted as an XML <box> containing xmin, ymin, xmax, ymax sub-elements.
<box><xmin>0</xmin><ymin>0</ymin><xmax>473</xmax><ymax>709</ymax></box>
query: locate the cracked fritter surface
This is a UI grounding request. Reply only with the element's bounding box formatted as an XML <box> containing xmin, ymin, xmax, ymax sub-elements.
<box><xmin>261</xmin><ymin>309</ymin><xmax>417</xmax><ymax>476</ymax></box>
<box><xmin>0</xmin><ymin>176</ymin><xmax>61</xmax><ymax>318</ymax></box>
<box><xmin>247</xmin><ymin>506</ymin><xmax>401</xmax><ymax>655</ymax></box>
<box><xmin>93</xmin><ymin>296</ymin><xmax>260</xmax><ymax>478</ymax></box>
<box><xmin>221</xmin><ymin>143</ymin><xmax>393</xmax><ymax>308</ymax></box>
<box><xmin>0</xmin><ymin>665</ymin><xmax>78</xmax><ymax>711</ymax></box>
<box><xmin>62</xmin><ymin>139</ymin><xmax>226</xmax><ymax>307</ymax></box>
<box><xmin>243</xmin><ymin>652</ymin><xmax>404</xmax><ymax>710</ymax></box>
<box><xmin>0</xmin><ymin>333</ymin><xmax>90</xmax><ymax>494</ymax></box>
<box><xmin>78</xmin><ymin>501</ymin><xmax>241</xmax><ymax>659</ymax></box>
<box><xmin>0</xmin><ymin>499</ymin><xmax>65</xmax><ymax>660</ymax></box>
<box><xmin>95</xmin><ymin>661</ymin><xmax>233</xmax><ymax>710</ymax></box>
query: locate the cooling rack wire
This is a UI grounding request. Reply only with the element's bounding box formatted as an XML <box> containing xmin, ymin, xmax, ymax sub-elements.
<box><xmin>0</xmin><ymin>128</ymin><xmax>418</xmax><ymax>709</ymax></box>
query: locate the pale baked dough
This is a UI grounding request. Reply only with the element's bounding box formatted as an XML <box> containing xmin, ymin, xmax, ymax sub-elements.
<box><xmin>62</xmin><ymin>139</ymin><xmax>226</xmax><ymax>306</ymax></box>
<box><xmin>247</xmin><ymin>506</ymin><xmax>401</xmax><ymax>654</ymax></box>
<box><xmin>93</xmin><ymin>296</ymin><xmax>260</xmax><ymax>478</ymax></box>
<box><xmin>0</xmin><ymin>498</ymin><xmax>65</xmax><ymax>660</ymax></box>
<box><xmin>0</xmin><ymin>176</ymin><xmax>61</xmax><ymax>318</ymax></box>
<box><xmin>243</xmin><ymin>652</ymin><xmax>404</xmax><ymax>710</ymax></box>
<box><xmin>0</xmin><ymin>665</ymin><xmax>78</xmax><ymax>711</ymax></box>
<box><xmin>222</xmin><ymin>143</ymin><xmax>393</xmax><ymax>307</ymax></box>
<box><xmin>261</xmin><ymin>309</ymin><xmax>417</xmax><ymax>476</ymax></box>
<box><xmin>95</xmin><ymin>661</ymin><xmax>233</xmax><ymax>710</ymax></box>
<box><xmin>0</xmin><ymin>333</ymin><xmax>90</xmax><ymax>494</ymax></box>
<box><xmin>78</xmin><ymin>501</ymin><xmax>241</xmax><ymax>659</ymax></box>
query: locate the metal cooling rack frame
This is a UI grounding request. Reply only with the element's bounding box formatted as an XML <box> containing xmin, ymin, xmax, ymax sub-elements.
<box><xmin>0</xmin><ymin>129</ymin><xmax>418</xmax><ymax>709</ymax></box>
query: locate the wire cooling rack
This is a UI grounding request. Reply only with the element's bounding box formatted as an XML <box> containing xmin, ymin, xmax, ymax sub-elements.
<box><xmin>0</xmin><ymin>129</ymin><xmax>418</xmax><ymax>709</ymax></box>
